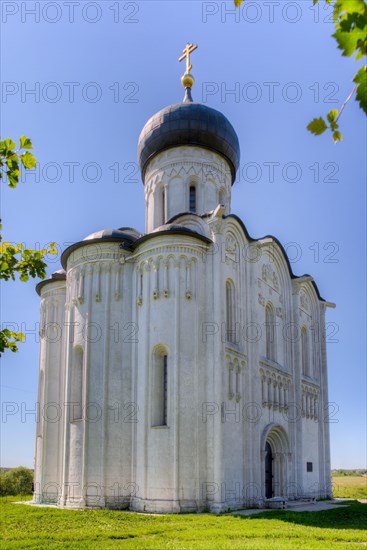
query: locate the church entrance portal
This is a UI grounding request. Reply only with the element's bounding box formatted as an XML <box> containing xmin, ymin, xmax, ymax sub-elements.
<box><xmin>262</xmin><ymin>424</ymin><xmax>290</xmax><ymax>499</ymax></box>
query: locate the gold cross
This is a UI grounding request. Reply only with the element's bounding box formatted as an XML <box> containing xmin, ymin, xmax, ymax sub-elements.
<box><xmin>179</xmin><ymin>43</ymin><xmax>198</xmax><ymax>74</ymax></box>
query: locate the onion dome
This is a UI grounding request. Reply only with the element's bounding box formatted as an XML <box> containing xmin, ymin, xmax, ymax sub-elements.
<box><xmin>137</xmin><ymin>47</ymin><xmax>240</xmax><ymax>184</ymax></box>
<box><xmin>138</xmin><ymin>100</ymin><xmax>240</xmax><ymax>184</ymax></box>
<box><xmin>138</xmin><ymin>44</ymin><xmax>240</xmax><ymax>183</ymax></box>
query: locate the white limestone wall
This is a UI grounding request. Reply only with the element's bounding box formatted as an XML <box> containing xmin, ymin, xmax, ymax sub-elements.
<box><xmin>143</xmin><ymin>147</ymin><xmax>233</xmax><ymax>232</ymax></box>
<box><xmin>33</xmin><ymin>280</ymin><xmax>66</xmax><ymax>504</ymax></box>
<box><xmin>208</xmin><ymin>219</ymin><xmax>331</xmax><ymax>508</ymax></box>
<box><xmin>130</xmin><ymin>234</ymin><xmax>211</xmax><ymax>512</ymax></box>
<box><xmin>205</xmin><ymin>220</ymin><xmax>248</xmax><ymax>511</ymax></box>
<box><xmin>61</xmin><ymin>242</ymin><xmax>134</xmax><ymax>508</ymax></box>
<box><xmin>301</xmin><ymin>417</ymin><xmax>320</xmax><ymax>495</ymax></box>
<box><xmin>33</xmin><ymin>185</ymin><xmax>333</xmax><ymax>512</ymax></box>
<box><xmin>292</xmin><ymin>281</ymin><xmax>328</xmax><ymax>498</ymax></box>
<box><xmin>318</xmin><ymin>303</ymin><xmax>332</xmax><ymax>498</ymax></box>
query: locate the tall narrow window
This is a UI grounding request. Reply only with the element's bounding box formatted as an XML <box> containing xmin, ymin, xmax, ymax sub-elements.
<box><xmin>189</xmin><ymin>185</ymin><xmax>196</xmax><ymax>213</ymax></box>
<box><xmin>226</xmin><ymin>280</ymin><xmax>236</xmax><ymax>344</ymax></box>
<box><xmin>161</xmin><ymin>188</ymin><xmax>166</xmax><ymax>225</ymax></box>
<box><xmin>152</xmin><ymin>347</ymin><xmax>168</xmax><ymax>426</ymax></box>
<box><xmin>163</xmin><ymin>354</ymin><xmax>168</xmax><ymax>425</ymax></box>
<box><xmin>265</xmin><ymin>304</ymin><xmax>276</xmax><ymax>362</ymax></box>
<box><xmin>301</xmin><ymin>328</ymin><xmax>310</xmax><ymax>377</ymax></box>
<box><xmin>71</xmin><ymin>346</ymin><xmax>83</xmax><ymax>421</ymax></box>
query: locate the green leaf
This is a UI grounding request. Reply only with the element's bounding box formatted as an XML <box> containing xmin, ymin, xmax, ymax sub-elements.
<box><xmin>327</xmin><ymin>109</ymin><xmax>339</xmax><ymax>122</ymax></box>
<box><xmin>6</xmin><ymin>170</ymin><xmax>20</xmax><ymax>188</ymax></box>
<box><xmin>333</xmin><ymin>131</ymin><xmax>343</xmax><ymax>143</ymax></box>
<box><xmin>6</xmin><ymin>157</ymin><xmax>19</xmax><ymax>171</ymax></box>
<box><xmin>330</xmin><ymin>121</ymin><xmax>339</xmax><ymax>131</ymax></box>
<box><xmin>20</xmin><ymin>151</ymin><xmax>37</xmax><ymax>170</ymax></box>
<box><xmin>339</xmin><ymin>14</ymin><xmax>367</xmax><ymax>34</ymax></box>
<box><xmin>0</xmin><ymin>139</ymin><xmax>16</xmax><ymax>153</ymax></box>
<box><xmin>334</xmin><ymin>0</ymin><xmax>366</xmax><ymax>22</ymax></box>
<box><xmin>307</xmin><ymin>117</ymin><xmax>328</xmax><ymax>136</ymax></box>
<box><xmin>333</xmin><ymin>28</ymin><xmax>366</xmax><ymax>57</ymax></box>
<box><xmin>356</xmin><ymin>49</ymin><xmax>366</xmax><ymax>60</ymax></box>
<box><xmin>354</xmin><ymin>66</ymin><xmax>367</xmax><ymax>114</ymax></box>
<box><xmin>19</xmin><ymin>136</ymin><xmax>33</xmax><ymax>150</ymax></box>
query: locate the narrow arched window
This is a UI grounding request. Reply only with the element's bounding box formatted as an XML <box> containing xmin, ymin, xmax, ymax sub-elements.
<box><xmin>301</xmin><ymin>328</ymin><xmax>309</xmax><ymax>377</ymax></box>
<box><xmin>226</xmin><ymin>280</ymin><xmax>236</xmax><ymax>344</ymax></box>
<box><xmin>71</xmin><ymin>346</ymin><xmax>83</xmax><ymax>421</ymax></box>
<box><xmin>152</xmin><ymin>348</ymin><xmax>168</xmax><ymax>426</ymax></box>
<box><xmin>161</xmin><ymin>188</ymin><xmax>166</xmax><ymax>225</ymax></box>
<box><xmin>189</xmin><ymin>185</ymin><xmax>196</xmax><ymax>213</ymax></box>
<box><xmin>265</xmin><ymin>304</ymin><xmax>276</xmax><ymax>362</ymax></box>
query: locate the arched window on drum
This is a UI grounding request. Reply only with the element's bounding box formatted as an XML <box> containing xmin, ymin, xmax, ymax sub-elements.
<box><xmin>265</xmin><ymin>304</ymin><xmax>276</xmax><ymax>362</ymax></box>
<box><xmin>225</xmin><ymin>280</ymin><xmax>237</xmax><ymax>344</ymax></box>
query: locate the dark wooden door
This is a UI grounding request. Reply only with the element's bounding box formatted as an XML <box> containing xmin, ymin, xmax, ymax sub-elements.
<box><xmin>265</xmin><ymin>442</ymin><xmax>273</xmax><ymax>499</ymax></box>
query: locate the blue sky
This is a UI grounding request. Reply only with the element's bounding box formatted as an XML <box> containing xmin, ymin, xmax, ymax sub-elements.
<box><xmin>1</xmin><ymin>1</ymin><xmax>366</xmax><ymax>470</ymax></box>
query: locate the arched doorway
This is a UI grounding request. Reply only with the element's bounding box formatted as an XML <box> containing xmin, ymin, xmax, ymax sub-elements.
<box><xmin>261</xmin><ymin>424</ymin><xmax>290</xmax><ymax>498</ymax></box>
<box><xmin>265</xmin><ymin>441</ymin><xmax>273</xmax><ymax>498</ymax></box>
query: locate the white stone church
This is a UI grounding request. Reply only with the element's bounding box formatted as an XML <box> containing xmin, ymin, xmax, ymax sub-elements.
<box><xmin>33</xmin><ymin>48</ymin><xmax>334</xmax><ymax>513</ymax></box>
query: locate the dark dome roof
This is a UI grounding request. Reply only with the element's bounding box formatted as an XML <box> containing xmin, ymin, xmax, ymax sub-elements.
<box><xmin>151</xmin><ymin>223</ymin><xmax>197</xmax><ymax>234</ymax></box>
<box><xmin>83</xmin><ymin>228</ymin><xmax>138</xmax><ymax>242</ymax></box>
<box><xmin>61</xmin><ymin>228</ymin><xmax>142</xmax><ymax>269</ymax></box>
<box><xmin>117</xmin><ymin>227</ymin><xmax>143</xmax><ymax>239</ymax></box>
<box><xmin>132</xmin><ymin>223</ymin><xmax>212</xmax><ymax>248</ymax></box>
<box><xmin>36</xmin><ymin>269</ymin><xmax>66</xmax><ymax>296</ymax></box>
<box><xmin>138</xmin><ymin>101</ymin><xmax>240</xmax><ymax>183</ymax></box>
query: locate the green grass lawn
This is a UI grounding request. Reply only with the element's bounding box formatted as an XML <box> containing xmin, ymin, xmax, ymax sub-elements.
<box><xmin>332</xmin><ymin>475</ymin><xmax>367</xmax><ymax>499</ymax></box>
<box><xmin>1</xmin><ymin>497</ymin><xmax>366</xmax><ymax>549</ymax></box>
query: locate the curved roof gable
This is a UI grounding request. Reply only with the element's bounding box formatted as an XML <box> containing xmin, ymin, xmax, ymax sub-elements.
<box><xmin>224</xmin><ymin>214</ymin><xmax>327</xmax><ymax>303</ymax></box>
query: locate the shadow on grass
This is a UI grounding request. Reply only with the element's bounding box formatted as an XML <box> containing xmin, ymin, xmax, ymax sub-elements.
<box><xmin>233</xmin><ymin>502</ymin><xmax>367</xmax><ymax>531</ymax></box>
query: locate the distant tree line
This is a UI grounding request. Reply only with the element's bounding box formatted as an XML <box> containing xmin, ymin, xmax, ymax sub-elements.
<box><xmin>332</xmin><ymin>469</ymin><xmax>367</xmax><ymax>477</ymax></box>
<box><xmin>0</xmin><ymin>466</ymin><xmax>33</xmax><ymax>496</ymax></box>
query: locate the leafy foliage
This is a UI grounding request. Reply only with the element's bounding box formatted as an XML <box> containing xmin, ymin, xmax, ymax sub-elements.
<box><xmin>234</xmin><ymin>1</ymin><xmax>366</xmax><ymax>141</ymax></box>
<box><xmin>309</xmin><ymin>109</ymin><xmax>343</xmax><ymax>143</ymax></box>
<box><xmin>332</xmin><ymin>469</ymin><xmax>367</xmax><ymax>476</ymax></box>
<box><xmin>0</xmin><ymin>137</ymin><xmax>57</xmax><ymax>355</ymax></box>
<box><xmin>0</xmin><ymin>240</ymin><xmax>56</xmax><ymax>283</ymax></box>
<box><xmin>0</xmin><ymin>467</ymin><xmax>33</xmax><ymax>496</ymax></box>
<box><xmin>307</xmin><ymin>117</ymin><xmax>329</xmax><ymax>136</ymax></box>
<box><xmin>0</xmin><ymin>330</ymin><xmax>25</xmax><ymax>354</ymax></box>
<box><xmin>307</xmin><ymin>113</ymin><xmax>343</xmax><ymax>143</ymax></box>
<box><xmin>354</xmin><ymin>65</ymin><xmax>367</xmax><ymax>112</ymax></box>
<box><xmin>0</xmin><ymin>137</ymin><xmax>36</xmax><ymax>188</ymax></box>
<box><xmin>308</xmin><ymin>0</ymin><xmax>367</xmax><ymax>141</ymax></box>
